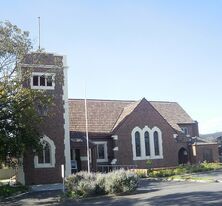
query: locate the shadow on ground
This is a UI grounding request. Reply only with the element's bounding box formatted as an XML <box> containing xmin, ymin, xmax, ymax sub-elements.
<box><xmin>66</xmin><ymin>191</ymin><xmax>222</xmax><ymax>206</ymax></box>
<box><xmin>0</xmin><ymin>190</ymin><xmax>61</xmax><ymax>206</ymax></box>
<box><xmin>2</xmin><ymin>187</ymin><xmax>222</xmax><ymax>206</ymax></box>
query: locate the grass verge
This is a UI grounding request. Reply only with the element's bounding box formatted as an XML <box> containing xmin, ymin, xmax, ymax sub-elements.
<box><xmin>133</xmin><ymin>162</ymin><xmax>222</xmax><ymax>178</ymax></box>
<box><xmin>168</xmin><ymin>175</ymin><xmax>215</xmax><ymax>182</ymax></box>
<box><xmin>0</xmin><ymin>184</ymin><xmax>28</xmax><ymax>198</ymax></box>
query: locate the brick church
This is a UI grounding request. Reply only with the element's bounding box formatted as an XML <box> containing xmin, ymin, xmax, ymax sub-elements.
<box><xmin>17</xmin><ymin>52</ymin><xmax>219</xmax><ymax>185</ymax></box>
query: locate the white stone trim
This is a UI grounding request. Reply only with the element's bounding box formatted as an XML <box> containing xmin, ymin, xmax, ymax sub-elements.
<box><xmin>152</xmin><ymin>126</ymin><xmax>163</xmax><ymax>159</ymax></box>
<box><xmin>62</xmin><ymin>56</ymin><xmax>71</xmax><ymax>177</ymax></box>
<box><xmin>131</xmin><ymin>127</ymin><xmax>144</xmax><ymax>160</ymax></box>
<box><xmin>111</xmin><ymin>135</ymin><xmax>118</xmax><ymax>140</ymax></box>
<box><xmin>21</xmin><ymin>63</ymin><xmax>61</xmax><ymax>69</ymax></box>
<box><xmin>30</xmin><ymin>72</ymin><xmax>55</xmax><ymax>90</ymax></box>
<box><xmin>111</xmin><ymin>159</ymin><xmax>117</xmax><ymax>165</ymax></box>
<box><xmin>80</xmin><ymin>156</ymin><xmax>88</xmax><ymax>161</ymax></box>
<box><xmin>94</xmin><ymin>141</ymin><xmax>108</xmax><ymax>163</ymax></box>
<box><xmin>113</xmin><ymin>147</ymin><xmax>118</xmax><ymax>151</ymax></box>
<box><xmin>34</xmin><ymin>135</ymin><xmax>56</xmax><ymax>168</ymax></box>
<box><xmin>131</xmin><ymin>126</ymin><xmax>163</xmax><ymax>160</ymax></box>
<box><xmin>17</xmin><ymin>158</ymin><xmax>25</xmax><ymax>185</ymax></box>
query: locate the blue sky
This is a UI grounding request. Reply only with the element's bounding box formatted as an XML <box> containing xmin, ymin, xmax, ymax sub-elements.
<box><xmin>1</xmin><ymin>0</ymin><xmax>222</xmax><ymax>134</ymax></box>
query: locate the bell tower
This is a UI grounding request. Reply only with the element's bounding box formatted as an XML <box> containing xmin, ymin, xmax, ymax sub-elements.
<box><xmin>19</xmin><ymin>52</ymin><xmax>71</xmax><ymax>185</ymax></box>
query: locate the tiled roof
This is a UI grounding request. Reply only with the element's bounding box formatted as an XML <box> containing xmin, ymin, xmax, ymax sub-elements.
<box><xmin>69</xmin><ymin>99</ymin><xmax>133</xmax><ymax>134</ymax></box>
<box><xmin>150</xmin><ymin>101</ymin><xmax>195</xmax><ymax>131</ymax></box>
<box><xmin>68</xmin><ymin>98</ymin><xmax>195</xmax><ymax>134</ymax></box>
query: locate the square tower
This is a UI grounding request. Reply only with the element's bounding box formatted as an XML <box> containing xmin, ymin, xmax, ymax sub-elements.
<box><xmin>18</xmin><ymin>52</ymin><xmax>71</xmax><ymax>185</ymax></box>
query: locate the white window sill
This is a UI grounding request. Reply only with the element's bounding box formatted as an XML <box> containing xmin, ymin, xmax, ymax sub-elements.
<box><xmin>31</xmin><ymin>85</ymin><xmax>55</xmax><ymax>90</ymax></box>
<box><xmin>34</xmin><ymin>163</ymin><xmax>55</xmax><ymax>168</ymax></box>
<box><xmin>133</xmin><ymin>155</ymin><xmax>163</xmax><ymax>160</ymax></box>
<box><xmin>97</xmin><ymin>159</ymin><xmax>108</xmax><ymax>163</ymax></box>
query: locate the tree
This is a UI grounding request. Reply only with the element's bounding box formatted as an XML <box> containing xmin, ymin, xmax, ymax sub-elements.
<box><xmin>0</xmin><ymin>21</ymin><xmax>50</xmax><ymax>166</ymax></box>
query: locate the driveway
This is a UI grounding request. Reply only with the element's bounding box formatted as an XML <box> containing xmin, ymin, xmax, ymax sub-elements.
<box><xmin>2</xmin><ymin>177</ymin><xmax>222</xmax><ymax>205</ymax></box>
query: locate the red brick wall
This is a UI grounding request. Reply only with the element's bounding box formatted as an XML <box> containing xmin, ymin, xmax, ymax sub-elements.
<box><xmin>178</xmin><ymin>123</ymin><xmax>199</xmax><ymax>137</ymax></box>
<box><xmin>22</xmin><ymin>53</ymin><xmax>66</xmax><ymax>185</ymax></box>
<box><xmin>114</xmin><ymin>99</ymin><xmax>188</xmax><ymax>168</ymax></box>
<box><xmin>194</xmin><ymin>144</ymin><xmax>219</xmax><ymax>163</ymax></box>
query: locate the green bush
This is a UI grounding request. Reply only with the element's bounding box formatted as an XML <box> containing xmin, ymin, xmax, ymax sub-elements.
<box><xmin>0</xmin><ymin>184</ymin><xmax>28</xmax><ymax>198</ymax></box>
<box><xmin>105</xmin><ymin>169</ymin><xmax>138</xmax><ymax>194</ymax></box>
<box><xmin>65</xmin><ymin>170</ymin><xmax>138</xmax><ymax>198</ymax></box>
<box><xmin>95</xmin><ymin>173</ymin><xmax>106</xmax><ymax>195</ymax></box>
<box><xmin>149</xmin><ymin>169</ymin><xmax>175</xmax><ymax>177</ymax></box>
<box><xmin>65</xmin><ymin>171</ymin><xmax>97</xmax><ymax>198</ymax></box>
<box><xmin>133</xmin><ymin>169</ymin><xmax>148</xmax><ymax>178</ymax></box>
<box><xmin>143</xmin><ymin>163</ymin><xmax>222</xmax><ymax>178</ymax></box>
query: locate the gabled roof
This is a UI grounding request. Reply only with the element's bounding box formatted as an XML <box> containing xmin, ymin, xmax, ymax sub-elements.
<box><xmin>68</xmin><ymin>98</ymin><xmax>195</xmax><ymax>134</ymax></box>
<box><xmin>69</xmin><ymin>99</ymin><xmax>133</xmax><ymax>134</ymax></box>
<box><xmin>150</xmin><ymin>101</ymin><xmax>195</xmax><ymax>131</ymax></box>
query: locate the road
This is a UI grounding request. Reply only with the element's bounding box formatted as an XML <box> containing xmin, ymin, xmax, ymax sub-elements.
<box><xmin>2</xmin><ymin>180</ymin><xmax>222</xmax><ymax>206</ymax></box>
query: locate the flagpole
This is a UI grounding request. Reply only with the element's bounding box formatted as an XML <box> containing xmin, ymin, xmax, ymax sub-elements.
<box><xmin>84</xmin><ymin>83</ymin><xmax>90</xmax><ymax>173</ymax></box>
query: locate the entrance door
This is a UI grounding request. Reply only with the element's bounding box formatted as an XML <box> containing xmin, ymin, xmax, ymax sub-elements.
<box><xmin>178</xmin><ymin>148</ymin><xmax>189</xmax><ymax>165</ymax></box>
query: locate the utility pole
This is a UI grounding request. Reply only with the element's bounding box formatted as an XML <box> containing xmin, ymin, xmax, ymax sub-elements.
<box><xmin>38</xmin><ymin>17</ymin><xmax>41</xmax><ymax>50</ymax></box>
<box><xmin>84</xmin><ymin>84</ymin><xmax>90</xmax><ymax>173</ymax></box>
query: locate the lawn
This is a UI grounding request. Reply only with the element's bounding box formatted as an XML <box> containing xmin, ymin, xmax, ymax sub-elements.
<box><xmin>0</xmin><ymin>184</ymin><xmax>28</xmax><ymax>198</ymax></box>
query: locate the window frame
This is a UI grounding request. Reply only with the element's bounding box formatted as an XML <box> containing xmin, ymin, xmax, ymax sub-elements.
<box><xmin>144</xmin><ymin>131</ymin><xmax>151</xmax><ymax>156</ymax></box>
<box><xmin>34</xmin><ymin>135</ymin><xmax>56</xmax><ymax>168</ymax></box>
<box><xmin>37</xmin><ymin>140</ymin><xmax>51</xmax><ymax>164</ymax></box>
<box><xmin>154</xmin><ymin>131</ymin><xmax>160</xmax><ymax>156</ymax></box>
<box><xmin>135</xmin><ymin>131</ymin><xmax>141</xmax><ymax>157</ymax></box>
<box><xmin>181</xmin><ymin>127</ymin><xmax>189</xmax><ymax>135</ymax></box>
<box><xmin>31</xmin><ymin>72</ymin><xmax>55</xmax><ymax>90</ymax></box>
<box><xmin>94</xmin><ymin>141</ymin><xmax>108</xmax><ymax>163</ymax></box>
<box><xmin>131</xmin><ymin>126</ymin><xmax>163</xmax><ymax>160</ymax></box>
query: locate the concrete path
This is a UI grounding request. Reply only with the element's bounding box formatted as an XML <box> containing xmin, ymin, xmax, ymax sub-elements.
<box><xmin>31</xmin><ymin>183</ymin><xmax>63</xmax><ymax>192</ymax></box>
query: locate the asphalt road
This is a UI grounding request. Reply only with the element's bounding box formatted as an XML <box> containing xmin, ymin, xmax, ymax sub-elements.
<box><xmin>2</xmin><ymin>180</ymin><xmax>222</xmax><ymax>206</ymax></box>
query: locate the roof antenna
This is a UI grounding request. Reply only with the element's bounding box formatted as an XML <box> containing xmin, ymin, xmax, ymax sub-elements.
<box><xmin>38</xmin><ymin>17</ymin><xmax>41</xmax><ymax>50</ymax></box>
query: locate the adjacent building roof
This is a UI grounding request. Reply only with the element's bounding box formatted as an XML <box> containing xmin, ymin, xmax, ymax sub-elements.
<box><xmin>68</xmin><ymin>98</ymin><xmax>195</xmax><ymax>134</ymax></box>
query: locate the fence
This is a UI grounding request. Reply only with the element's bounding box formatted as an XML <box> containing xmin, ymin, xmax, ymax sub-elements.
<box><xmin>97</xmin><ymin>164</ymin><xmax>137</xmax><ymax>173</ymax></box>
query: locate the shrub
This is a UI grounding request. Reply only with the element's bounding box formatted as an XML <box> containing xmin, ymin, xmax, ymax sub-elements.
<box><xmin>95</xmin><ymin>173</ymin><xmax>106</xmax><ymax>195</ymax></box>
<box><xmin>65</xmin><ymin>170</ymin><xmax>138</xmax><ymax>198</ymax></box>
<box><xmin>132</xmin><ymin>169</ymin><xmax>148</xmax><ymax>178</ymax></box>
<box><xmin>0</xmin><ymin>184</ymin><xmax>28</xmax><ymax>198</ymax></box>
<box><xmin>65</xmin><ymin>171</ymin><xmax>97</xmax><ymax>198</ymax></box>
<box><xmin>105</xmin><ymin>169</ymin><xmax>138</xmax><ymax>194</ymax></box>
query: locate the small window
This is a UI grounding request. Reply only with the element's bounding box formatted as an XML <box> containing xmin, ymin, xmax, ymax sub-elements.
<box><xmin>144</xmin><ymin>131</ymin><xmax>150</xmax><ymax>156</ymax></box>
<box><xmin>38</xmin><ymin>141</ymin><xmax>51</xmax><ymax>164</ymax></box>
<box><xmin>98</xmin><ymin>144</ymin><xmax>105</xmax><ymax>159</ymax></box>
<box><xmin>31</xmin><ymin>73</ymin><xmax>55</xmax><ymax>90</ymax></box>
<box><xmin>154</xmin><ymin>131</ymin><xmax>160</xmax><ymax>156</ymax></box>
<box><xmin>181</xmin><ymin>127</ymin><xmax>188</xmax><ymax>135</ymax></box>
<box><xmin>33</xmin><ymin>76</ymin><xmax>38</xmax><ymax>86</ymax></box>
<box><xmin>94</xmin><ymin>142</ymin><xmax>108</xmax><ymax>162</ymax></box>
<box><xmin>40</xmin><ymin>75</ymin><xmax>46</xmax><ymax>86</ymax></box>
<box><xmin>135</xmin><ymin>131</ymin><xmax>141</xmax><ymax>157</ymax></box>
<box><xmin>47</xmin><ymin>76</ymin><xmax>53</xmax><ymax>86</ymax></box>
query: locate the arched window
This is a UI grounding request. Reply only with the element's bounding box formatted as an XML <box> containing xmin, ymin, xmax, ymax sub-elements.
<box><xmin>144</xmin><ymin>131</ymin><xmax>150</xmax><ymax>156</ymax></box>
<box><xmin>131</xmin><ymin>126</ymin><xmax>163</xmax><ymax>160</ymax></box>
<box><xmin>135</xmin><ymin>131</ymin><xmax>141</xmax><ymax>157</ymax></box>
<box><xmin>38</xmin><ymin>141</ymin><xmax>51</xmax><ymax>164</ymax></box>
<box><xmin>34</xmin><ymin>135</ymin><xmax>56</xmax><ymax>168</ymax></box>
<box><xmin>154</xmin><ymin>131</ymin><xmax>160</xmax><ymax>156</ymax></box>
